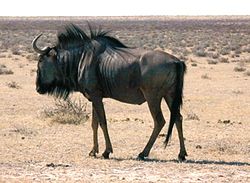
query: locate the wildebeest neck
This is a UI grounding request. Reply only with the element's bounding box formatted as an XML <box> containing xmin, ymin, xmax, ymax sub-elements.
<box><xmin>56</xmin><ymin>49</ymin><xmax>84</xmax><ymax>91</ymax></box>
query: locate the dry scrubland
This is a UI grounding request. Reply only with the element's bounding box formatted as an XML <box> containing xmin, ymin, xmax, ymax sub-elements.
<box><xmin>0</xmin><ymin>16</ymin><xmax>250</xmax><ymax>182</ymax></box>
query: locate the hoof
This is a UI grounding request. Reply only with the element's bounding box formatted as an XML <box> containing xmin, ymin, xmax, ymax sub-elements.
<box><xmin>89</xmin><ymin>150</ymin><xmax>97</xmax><ymax>157</ymax></box>
<box><xmin>178</xmin><ymin>152</ymin><xmax>188</xmax><ymax>162</ymax></box>
<box><xmin>102</xmin><ymin>151</ymin><xmax>110</xmax><ymax>159</ymax></box>
<box><xmin>137</xmin><ymin>153</ymin><xmax>146</xmax><ymax>160</ymax></box>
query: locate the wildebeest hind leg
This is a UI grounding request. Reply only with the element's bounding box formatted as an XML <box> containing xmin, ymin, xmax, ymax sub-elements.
<box><xmin>175</xmin><ymin>115</ymin><xmax>187</xmax><ymax>161</ymax></box>
<box><xmin>138</xmin><ymin>94</ymin><xmax>166</xmax><ymax>160</ymax></box>
<box><xmin>165</xmin><ymin>96</ymin><xmax>187</xmax><ymax>161</ymax></box>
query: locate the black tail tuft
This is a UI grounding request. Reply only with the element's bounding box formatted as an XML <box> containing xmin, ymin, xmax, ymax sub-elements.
<box><xmin>164</xmin><ymin>61</ymin><xmax>186</xmax><ymax>147</ymax></box>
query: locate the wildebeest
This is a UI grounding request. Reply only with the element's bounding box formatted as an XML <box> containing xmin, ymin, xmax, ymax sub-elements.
<box><xmin>32</xmin><ymin>24</ymin><xmax>187</xmax><ymax>161</ymax></box>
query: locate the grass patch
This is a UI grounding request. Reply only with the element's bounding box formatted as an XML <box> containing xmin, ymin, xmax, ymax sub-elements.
<box><xmin>42</xmin><ymin>98</ymin><xmax>90</xmax><ymax>125</ymax></box>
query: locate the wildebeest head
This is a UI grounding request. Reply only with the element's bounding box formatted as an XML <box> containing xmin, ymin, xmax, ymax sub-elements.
<box><xmin>32</xmin><ymin>34</ymin><xmax>71</xmax><ymax>99</ymax></box>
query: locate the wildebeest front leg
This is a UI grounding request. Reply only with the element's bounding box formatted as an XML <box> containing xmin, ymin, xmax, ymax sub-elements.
<box><xmin>89</xmin><ymin>107</ymin><xmax>99</xmax><ymax>157</ymax></box>
<box><xmin>92</xmin><ymin>98</ymin><xmax>113</xmax><ymax>159</ymax></box>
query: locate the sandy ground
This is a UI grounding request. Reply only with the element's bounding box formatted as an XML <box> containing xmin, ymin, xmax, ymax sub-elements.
<box><xmin>0</xmin><ymin>18</ymin><xmax>250</xmax><ymax>182</ymax></box>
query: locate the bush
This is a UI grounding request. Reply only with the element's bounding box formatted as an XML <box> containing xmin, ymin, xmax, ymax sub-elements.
<box><xmin>42</xmin><ymin>98</ymin><xmax>90</xmax><ymax>125</ymax></box>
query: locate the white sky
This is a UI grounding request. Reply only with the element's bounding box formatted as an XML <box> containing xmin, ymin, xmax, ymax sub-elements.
<box><xmin>1</xmin><ymin>0</ymin><xmax>250</xmax><ymax>16</ymax></box>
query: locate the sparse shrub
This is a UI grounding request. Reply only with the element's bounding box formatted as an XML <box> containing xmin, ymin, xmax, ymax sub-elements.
<box><xmin>42</xmin><ymin>98</ymin><xmax>90</xmax><ymax>125</ymax></box>
<box><xmin>6</xmin><ymin>81</ymin><xmax>21</xmax><ymax>89</ymax></box>
<box><xmin>13</xmin><ymin>57</ymin><xmax>20</xmax><ymax>61</ymax></box>
<box><xmin>11</xmin><ymin>47</ymin><xmax>22</xmax><ymax>56</ymax></box>
<box><xmin>0</xmin><ymin>54</ymin><xmax>6</xmax><ymax>58</ymax></box>
<box><xmin>10</xmin><ymin>125</ymin><xmax>36</xmax><ymax>136</ymax></box>
<box><xmin>208</xmin><ymin>47</ymin><xmax>216</xmax><ymax>52</ymax></box>
<box><xmin>219</xmin><ymin>57</ymin><xmax>229</xmax><ymax>63</ymax></box>
<box><xmin>207</xmin><ymin>59</ymin><xmax>218</xmax><ymax>65</ymax></box>
<box><xmin>234</xmin><ymin>65</ymin><xmax>246</xmax><ymax>72</ymax></box>
<box><xmin>219</xmin><ymin>47</ymin><xmax>230</xmax><ymax>55</ymax></box>
<box><xmin>0</xmin><ymin>64</ymin><xmax>14</xmax><ymax>75</ymax></box>
<box><xmin>194</xmin><ymin>48</ymin><xmax>207</xmax><ymax>57</ymax></box>
<box><xmin>210</xmin><ymin>52</ymin><xmax>220</xmax><ymax>59</ymax></box>
<box><xmin>0</xmin><ymin>64</ymin><xmax>6</xmax><ymax>69</ymax></box>
<box><xmin>30</xmin><ymin>69</ymin><xmax>36</xmax><ymax>76</ymax></box>
<box><xmin>234</xmin><ymin>49</ymin><xmax>241</xmax><ymax>55</ymax></box>
<box><xmin>189</xmin><ymin>58</ymin><xmax>198</xmax><ymax>67</ymax></box>
<box><xmin>244</xmin><ymin>70</ymin><xmax>250</xmax><ymax>76</ymax></box>
<box><xmin>26</xmin><ymin>54</ymin><xmax>38</xmax><ymax>62</ymax></box>
<box><xmin>242</xmin><ymin>57</ymin><xmax>250</xmax><ymax>63</ymax></box>
<box><xmin>231</xmin><ymin>59</ymin><xmax>240</xmax><ymax>63</ymax></box>
<box><xmin>186</xmin><ymin>42</ymin><xmax>194</xmax><ymax>47</ymax></box>
<box><xmin>232</xmin><ymin>90</ymin><xmax>243</xmax><ymax>95</ymax></box>
<box><xmin>242</xmin><ymin>46</ymin><xmax>250</xmax><ymax>53</ymax></box>
<box><xmin>18</xmin><ymin>64</ymin><xmax>25</xmax><ymax>68</ymax></box>
<box><xmin>201</xmin><ymin>73</ymin><xmax>211</xmax><ymax>79</ymax></box>
<box><xmin>179</xmin><ymin>54</ymin><xmax>188</xmax><ymax>61</ymax></box>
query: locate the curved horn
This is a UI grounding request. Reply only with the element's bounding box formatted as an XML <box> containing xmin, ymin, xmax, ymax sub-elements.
<box><xmin>32</xmin><ymin>34</ymin><xmax>51</xmax><ymax>54</ymax></box>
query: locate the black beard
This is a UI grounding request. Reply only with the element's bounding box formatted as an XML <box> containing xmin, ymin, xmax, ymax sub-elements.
<box><xmin>36</xmin><ymin>79</ymin><xmax>72</xmax><ymax>100</ymax></box>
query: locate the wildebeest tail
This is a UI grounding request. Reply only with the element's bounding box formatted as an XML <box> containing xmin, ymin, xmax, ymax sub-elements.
<box><xmin>164</xmin><ymin>61</ymin><xmax>186</xmax><ymax>147</ymax></box>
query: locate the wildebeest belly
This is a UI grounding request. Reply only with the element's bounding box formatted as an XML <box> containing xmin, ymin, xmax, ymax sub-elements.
<box><xmin>108</xmin><ymin>87</ymin><xmax>145</xmax><ymax>105</ymax></box>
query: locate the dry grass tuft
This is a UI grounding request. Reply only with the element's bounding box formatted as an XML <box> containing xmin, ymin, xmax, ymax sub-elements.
<box><xmin>42</xmin><ymin>98</ymin><xmax>90</xmax><ymax>125</ymax></box>
<box><xmin>185</xmin><ymin>112</ymin><xmax>200</xmax><ymax>121</ymax></box>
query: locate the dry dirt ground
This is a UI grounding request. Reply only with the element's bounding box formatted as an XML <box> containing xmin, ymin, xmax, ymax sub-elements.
<box><xmin>0</xmin><ymin>17</ymin><xmax>250</xmax><ymax>182</ymax></box>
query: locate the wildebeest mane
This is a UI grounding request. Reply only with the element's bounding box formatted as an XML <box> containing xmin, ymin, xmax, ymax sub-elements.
<box><xmin>56</xmin><ymin>23</ymin><xmax>129</xmax><ymax>52</ymax></box>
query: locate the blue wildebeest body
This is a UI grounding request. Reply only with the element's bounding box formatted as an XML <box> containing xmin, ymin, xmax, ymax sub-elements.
<box><xmin>32</xmin><ymin>24</ymin><xmax>187</xmax><ymax>161</ymax></box>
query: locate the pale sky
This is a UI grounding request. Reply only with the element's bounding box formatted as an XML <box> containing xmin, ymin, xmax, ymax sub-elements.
<box><xmin>1</xmin><ymin>0</ymin><xmax>250</xmax><ymax>16</ymax></box>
